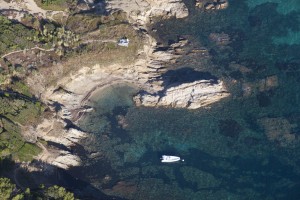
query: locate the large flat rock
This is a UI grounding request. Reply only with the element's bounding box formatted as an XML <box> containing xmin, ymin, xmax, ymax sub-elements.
<box><xmin>134</xmin><ymin>80</ymin><xmax>230</xmax><ymax>109</ymax></box>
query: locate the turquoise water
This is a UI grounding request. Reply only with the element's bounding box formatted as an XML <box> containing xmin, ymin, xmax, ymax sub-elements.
<box><xmin>246</xmin><ymin>0</ymin><xmax>300</xmax><ymax>14</ymax></box>
<box><xmin>75</xmin><ymin>0</ymin><xmax>300</xmax><ymax>199</ymax></box>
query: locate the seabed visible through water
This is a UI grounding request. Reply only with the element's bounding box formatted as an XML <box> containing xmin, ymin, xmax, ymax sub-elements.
<box><xmin>75</xmin><ymin>0</ymin><xmax>300</xmax><ymax>199</ymax></box>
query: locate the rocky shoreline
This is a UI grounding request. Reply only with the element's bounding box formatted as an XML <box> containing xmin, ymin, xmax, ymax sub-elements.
<box><xmin>134</xmin><ymin>79</ymin><xmax>229</xmax><ymax>109</ymax></box>
<box><xmin>2</xmin><ymin>0</ymin><xmax>229</xmax><ymax>169</ymax></box>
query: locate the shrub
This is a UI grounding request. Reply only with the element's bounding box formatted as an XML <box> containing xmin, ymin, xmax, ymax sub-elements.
<box><xmin>0</xmin><ymin>177</ymin><xmax>15</xmax><ymax>200</ymax></box>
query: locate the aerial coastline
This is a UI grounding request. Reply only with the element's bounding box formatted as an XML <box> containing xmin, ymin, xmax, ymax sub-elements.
<box><xmin>0</xmin><ymin>0</ymin><xmax>230</xmax><ymax>169</ymax></box>
<box><xmin>0</xmin><ymin>0</ymin><xmax>230</xmax><ymax>197</ymax></box>
<box><xmin>2</xmin><ymin>0</ymin><xmax>300</xmax><ymax>199</ymax></box>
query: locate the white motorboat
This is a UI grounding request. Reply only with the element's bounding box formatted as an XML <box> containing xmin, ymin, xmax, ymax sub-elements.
<box><xmin>161</xmin><ymin>155</ymin><xmax>183</xmax><ymax>163</ymax></box>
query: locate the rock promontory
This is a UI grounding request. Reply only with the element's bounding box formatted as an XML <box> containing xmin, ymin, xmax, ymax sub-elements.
<box><xmin>134</xmin><ymin>79</ymin><xmax>229</xmax><ymax>109</ymax></box>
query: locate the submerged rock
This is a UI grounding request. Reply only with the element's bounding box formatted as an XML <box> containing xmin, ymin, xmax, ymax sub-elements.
<box><xmin>134</xmin><ymin>79</ymin><xmax>229</xmax><ymax>109</ymax></box>
<box><xmin>209</xmin><ymin>32</ymin><xmax>231</xmax><ymax>46</ymax></box>
<box><xmin>258</xmin><ymin>117</ymin><xmax>298</xmax><ymax>147</ymax></box>
<box><xmin>204</xmin><ymin>0</ymin><xmax>229</xmax><ymax>10</ymax></box>
<box><xmin>218</xmin><ymin>119</ymin><xmax>242</xmax><ymax>138</ymax></box>
<box><xmin>259</xmin><ymin>75</ymin><xmax>279</xmax><ymax>92</ymax></box>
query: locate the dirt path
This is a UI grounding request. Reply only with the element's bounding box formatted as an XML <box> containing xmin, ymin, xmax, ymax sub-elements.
<box><xmin>81</xmin><ymin>39</ymin><xmax>117</xmax><ymax>44</ymax></box>
<box><xmin>35</xmin><ymin>141</ymin><xmax>50</xmax><ymax>161</ymax></box>
<box><xmin>1</xmin><ymin>38</ymin><xmax>117</xmax><ymax>59</ymax></box>
<box><xmin>1</xmin><ymin>47</ymin><xmax>54</xmax><ymax>59</ymax></box>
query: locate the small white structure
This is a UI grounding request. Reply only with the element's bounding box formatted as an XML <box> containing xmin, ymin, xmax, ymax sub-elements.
<box><xmin>161</xmin><ymin>155</ymin><xmax>183</xmax><ymax>163</ymax></box>
<box><xmin>117</xmin><ymin>38</ymin><xmax>129</xmax><ymax>47</ymax></box>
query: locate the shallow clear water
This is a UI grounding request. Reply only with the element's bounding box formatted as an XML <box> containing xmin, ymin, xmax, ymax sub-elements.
<box><xmin>75</xmin><ymin>0</ymin><xmax>300</xmax><ymax>199</ymax></box>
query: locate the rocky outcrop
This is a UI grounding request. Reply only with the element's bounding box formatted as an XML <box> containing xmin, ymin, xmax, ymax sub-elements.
<box><xmin>146</xmin><ymin>0</ymin><xmax>189</xmax><ymax>19</ymax></box>
<box><xmin>52</xmin><ymin>151</ymin><xmax>82</xmax><ymax>169</ymax></box>
<box><xmin>40</xmin><ymin>37</ymin><xmax>189</xmax><ymax>117</ymax></box>
<box><xmin>134</xmin><ymin>80</ymin><xmax>229</xmax><ymax>109</ymax></box>
<box><xmin>31</xmin><ymin>116</ymin><xmax>87</xmax><ymax>169</ymax></box>
<box><xmin>203</xmin><ymin>0</ymin><xmax>229</xmax><ymax>10</ymax></box>
<box><xmin>107</xmin><ymin>0</ymin><xmax>188</xmax><ymax>26</ymax></box>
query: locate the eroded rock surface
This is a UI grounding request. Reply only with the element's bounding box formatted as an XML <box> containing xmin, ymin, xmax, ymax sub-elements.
<box><xmin>134</xmin><ymin>80</ymin><xmax>229</xmax><ymax>109</ymax></box>
<box><xmin>30</xmin><ymin>116</ymin><xmax>87</xmax><ymax>169</ymax></box>
<box><xmin>52</xmin><ymin>151</ymin><xmax>82</xmax><ymax>169</ymax></box>
<box><xmin>107</xmin><ymin>0</ymin><xmax>188</xmax><ymax>25</ymax></box>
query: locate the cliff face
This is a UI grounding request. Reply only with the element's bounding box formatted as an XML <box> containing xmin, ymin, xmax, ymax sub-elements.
<box><xmin>134</xmin><ymin>80</ymin><xmax>230</xmax><ymax>109</ymax></box>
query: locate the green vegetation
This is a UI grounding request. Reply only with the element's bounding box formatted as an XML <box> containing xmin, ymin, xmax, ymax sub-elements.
<box><xmin>0</xmin><ymin>177</ymin><xmax>15</xmax><ymax>200</ymax></box>
<box><xmin>30</xmin><ymin>22</ymin><xmax>80</xmax><ymax>56</ymax></box>
<box><xmin>11</xmin><ymin>81</ymin><xmax>33</xmax><ymax>98</ymax></box>
<box><xmin>14</xmin><ymin>143</ymin><xmax>41</xmax><ymax>162</ymax></box>
<box><xmin>35</xmin><ymin>0</ymin><xmax>78</xmax><ymax>11</ymax></box>
<box><xmin>0</xmin><ymin>118</ymin><xmax>23</xmax><ymax>158</ymax></box>
<box><xmin>66</xmin><ymin>14</ymin><xmax>103</xmax><ymax>34</ymax></box>
<box><xmin>0</xmin><ymin>90</ymin><xmax>43</xmax><ymax>161</ymax></box>
<box><xmin>0</xmin><ymin>15</ymin><xmax>79</xmax><ymax>58</ymax></box>
<box><xmin>65</xmin><ymin>11</ymin><xmax>127</xmax><ymax>34</ymax></box>
<box><xmin>20</xmin><ymin>14</ymin><xmax>41</xmax><ymax>30</ymax></box>
<box><xmin>0</xmin><ymin>90</ymin><xmax>43</xmax><ymax>125</ymax></box>
<box><xmin>52</xmin><ymin>27</ymin><xmax>80</xmax><ymax>56</ymax></box>
<box><xmin>0</xmin><ymin>177</ymin><xmax>76</xmax><ymax>200</ymax></box>
<box><xmin>0</xmin><ymin>16</ymin><xmax>36</xmax><ymax>56</ymax></box>
<box><xmin>45</xmin><ymin>185</ymin><xmax>75</xmax><ymax>200</ymax></box>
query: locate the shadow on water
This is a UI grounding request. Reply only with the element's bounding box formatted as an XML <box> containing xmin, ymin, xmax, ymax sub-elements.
<box><xmin>183</xmin><ymin>148</ymin><xmax>300</xmax><ymax>199</ymax></box>
<box><xmin>160</xmin><ymin>67</ymin><xmax>218</xmax><ymax>88</ymax></box>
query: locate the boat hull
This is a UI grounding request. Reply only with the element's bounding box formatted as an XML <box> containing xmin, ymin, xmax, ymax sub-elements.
<box><xmin>161</xmin><ymin>155</ymin><xmax>181</xmax><ymax>163</ymax></box>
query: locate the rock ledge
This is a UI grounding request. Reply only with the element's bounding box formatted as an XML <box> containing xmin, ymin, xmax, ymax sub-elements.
<box><xmin>134</xmin><ymin>79</ymin><xmax>229</xmax><ymax>109</ymax></box>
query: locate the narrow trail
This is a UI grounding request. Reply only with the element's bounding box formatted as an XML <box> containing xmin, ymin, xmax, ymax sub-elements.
<box><xmin>1</xmin><ymin>39</ymin><xmax>116</xmax><ymax>59</ymax></box>
<box><xmin>1</xmin><ymin>47</ymin><xmax>54</xmax><ymax>59</ymax></box>
<box><xmin>81</xmin><ymin>39</ymin><xmax>117</xmax><ymax>44</ymax></box>
<box><xmin>36</xmin><ymin>141</ymin><xmax>50</xmax><ymax>161</ymax></box>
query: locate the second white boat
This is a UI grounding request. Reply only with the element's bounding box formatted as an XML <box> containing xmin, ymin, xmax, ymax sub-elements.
<box><xmin>161</xmin><ymin>155</ymin><xmax>183</xmax><ymax>163</ymax></box>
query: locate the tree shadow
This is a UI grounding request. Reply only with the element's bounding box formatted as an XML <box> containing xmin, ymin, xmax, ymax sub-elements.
<box><xmin>14</xmin><ymin>159</ymin><xmax>127</xmax><ymax>200</ymax></box>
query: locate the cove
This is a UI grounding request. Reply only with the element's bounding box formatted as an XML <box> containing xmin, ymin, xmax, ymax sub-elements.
<box><xmin>73</xmin><ymin>0</ymin><xmax>300</xmax><ymax>199</ymax></box>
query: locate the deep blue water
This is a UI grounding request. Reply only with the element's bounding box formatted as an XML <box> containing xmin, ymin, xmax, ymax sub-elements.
<box><xmin>75</xmin><ymin>0</ymin><xmax>300</xmax><ymax>199</ymax></box>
